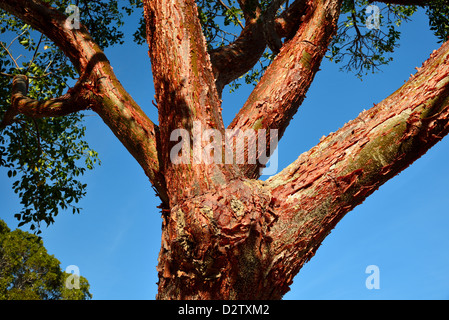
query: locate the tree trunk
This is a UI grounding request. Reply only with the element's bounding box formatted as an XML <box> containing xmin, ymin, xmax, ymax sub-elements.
<box><xmin>156</xmin><ymin>179</ymin><xmax>278</xmax><ymax>299</ymax></box>
<box><xmin>155</xmin><ymin>39</ymin><xmax>449</xmax><ymax>300</ymax></box>
<box><xmin>2</xmin><ymin>0</ymin><xmax>449</xmax><ymax>300</ymax></box>
<box><xmin>147</xmin><ymin>0</ymin><xmax>344</xmax><ymax>299</ymax></box>
<box><xmin>143</xmin><ymin>0</ymin><xmax>449</xmax><ymax>299</ymax></box>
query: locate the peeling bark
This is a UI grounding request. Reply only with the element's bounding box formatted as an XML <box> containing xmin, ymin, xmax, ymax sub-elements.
<box><xmin>156</xmin><ymin>179</ymin><xmax>277</xmax><ymax>299</ymax></box>
<box><xmin>156</xmin><ymin>37</ymin><xmax>449</xmax><ymax>299</ymax></box>
<box><xmin>229</xmin><ymin>0</ymin><xmax>343</xmax><ymax>179</ymax></box>
<box><xmin>2</xmin><ymin>0</ymin><xmax>449</xmax><ymax>300</ymax></box>
<box><xmin>143</xmin><ymin>0</ymin><xmax>240</xmax><ymax>205</ymax></box>
<box><xmin>265</xmin><ymin>40</ymin><xmax>449</xmax><ymax>294</ymax></box>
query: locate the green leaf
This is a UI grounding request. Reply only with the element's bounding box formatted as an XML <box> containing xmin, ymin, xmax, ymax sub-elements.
<box><xmin>0</xmin><ymin>219</ymin><xmax>92</xmax><ymax>299</ymax></box>
<box><xmin>0</xmin><ymin>7</ymin><xmax>101</xmax><ymax>233</ymax></box>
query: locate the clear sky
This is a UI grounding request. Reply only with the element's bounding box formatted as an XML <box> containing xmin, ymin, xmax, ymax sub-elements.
<box><xmin>1</xmin><ymin>6</ymin><xmax>448</xmax><ymax>300</ymax></box>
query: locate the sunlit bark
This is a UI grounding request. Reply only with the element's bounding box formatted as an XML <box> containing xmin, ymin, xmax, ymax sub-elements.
<box><xmin>1</xmin><ymin>0</ymin><xmax>448</xmax><ymax>300</ymax></box>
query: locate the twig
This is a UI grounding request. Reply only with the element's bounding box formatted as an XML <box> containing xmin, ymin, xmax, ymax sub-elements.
<box><xmin>43</xmin><ymin>57</ymin><xmax>55</xmax><ymax>75</ymax></box>
<box><xmin>26</xmin><ymin>33</ymin><xmax>44</xmax><ymax>75</ymax></box>
<box><xmin>218</xmin><ymin>0</ymin><xmax>244</xmax><ymax>29</ymax></box>
<box><xmin>0</xmin><ymin>42</ymin><xmax>21</xmax><ymax>69</ymax></box>
<box><xmin>6</xmin><ymin>29</ymin><xmax>28</xmax><ymax>51</ymax></box>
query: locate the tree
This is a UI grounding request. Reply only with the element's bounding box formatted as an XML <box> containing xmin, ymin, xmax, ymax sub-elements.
<box><xmin>0</xmin><ymin>219</ymin><xmax>92</xmax><ymax>300</ymax></box>
<box><xmin>0</xmin><ymin>0</ymin><xmax>448</xmax><ymax>299</ymax></box>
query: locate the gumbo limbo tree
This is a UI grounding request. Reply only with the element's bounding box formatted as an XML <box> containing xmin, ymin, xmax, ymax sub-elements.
<box><xmin>0</xmin><ymin>0</ymin><xmax>448</xmax><ymax>299</ymax></box>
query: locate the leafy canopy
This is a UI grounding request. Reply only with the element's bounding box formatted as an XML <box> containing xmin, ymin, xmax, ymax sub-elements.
<box><xmin>0</xmin><ymin>0</ymin><xmax>142</xmax><ymax>233</ymax></box>
<box><xmin>0</xmin><ymin>219</ymin><xmax>92</xmax><ymax>300</ymax></box>
<box><xmin>1</xmin><ymin>0</ymin><xmax>448</xmax><ymax>233</ymax></box>
<box><xmin>328</xmin><ymin>0</ymin><xmax>449</xmax><ymax>78</ymax></box>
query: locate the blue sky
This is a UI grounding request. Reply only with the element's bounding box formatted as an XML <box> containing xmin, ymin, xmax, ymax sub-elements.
<box><xmin>1</xmin><ymin>6</ymin><xmax>449</xmax><ymax>300</ymax></box>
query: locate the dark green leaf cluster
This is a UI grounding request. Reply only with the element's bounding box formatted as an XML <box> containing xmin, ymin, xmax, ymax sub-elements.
<box><xmin>327</xmin><ymin>0</ymin><xmax>449</xmax><ymax>78</ymax></box>
<box><xmin>427</xmin><ymin>0</ymin><xmax>449</xmax><ymax>43</ymax></box>
<box><xmin>1</xmin><ymin>0</ymin><xmax>146</xmax><ymax>233</ymax></box>
<box><xmin>327</xmin><ymin>0</ymin><xmax>418</xmax><ymax>78</ymax></box>
<box><xmin>196</xmin><ymin>0</ymin><xmax>245</xmax><ymax>50</ymax></box>
<box><xmin>76</xmin><ymin>0</ymin><xmax>126</xmax><ymax>49</ymax></box>
<box><xmin>3</xmin><ymin>114</ymin><xmax>100</xmax><ymax>232</ymax></box>
<box><xmin>0</xmin><ymin>6</ymin><xmax>101</xmax><ymax>233</ymax></box>
<box><xmin>0</xmin><ymin>219</ymin><xmax>92</xmax><ymax>300</ymax></box>
<box><xmin>42</xmin><ymin>0</ymin><xmax>142</xmax><ymax>50</ymax></box>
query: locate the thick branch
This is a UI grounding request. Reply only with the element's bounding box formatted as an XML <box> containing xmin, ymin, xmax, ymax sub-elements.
<box><xmin>228</xmin><ymin>0</ymin><xmax>343</xmax><ymax>179</ymax></box>
<box><xmin>209</xmin><ymin>14</ymin><xmax>266</xmax><ymax>95</ymax></box>
<box><xmin>0</xmin><ymin>0</ymin><xmax>168</xmax><ymax>202</ymax></box>
<box><xmin>265</xmin><ymin>39</ymin><xmax>449</xmax><ymax>296</ymax></box>
<box><xmin>237</xmin><ymin>0</ymin><xmax>260</xmax><ymax>19</ymax></box>
<box><xmin>210</xmin><ymin>0</ymin><xmax>309</xmax><ymax>94</ymax></box>
<box><xmin>0</xmin><ymin>75</ymin><xmax>93</xmax><ymax>130</ymax></box>
<box><xmin>262</xmin><ymin>0</ymin><xmax>285</xmax><ymax>55</ymax></box>
<box><xmin>143</xmin><ymin>0</ymin><xmax>239</xmax><ymax>204</ymax></box>
<box><xmin>275</xmin><ymin>0</ymin><xmax>310</xmax><ymax>40</ymax></box>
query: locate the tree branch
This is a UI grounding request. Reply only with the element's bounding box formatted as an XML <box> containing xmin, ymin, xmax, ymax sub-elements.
<box><xmin>209</xmin><ymin>16</ymin><xmax>266</xmax><ymax>95</ymax></box>
<box><xmin>262</xmin><ymin>0</ymin><xmax>286</xmax><ymax>55</ymax></box>
<box><xmin>0</xmin><ymin>41</ymin><xmax>22</xmax><ymax>69</ymax></box>
<box><xmin>0</xmin><ymin>0</ymin><xmax>168</xmax><ymax>203</ymax></box>
<box><xmin>237</xmin><ymin>0</ymin><xmax>260</xmax><ymax>20</ymax></box>
<box><xmin>143</xmin><ymin>0</ymin><xmax>239</xmax><ymax>204</ymax></box>
<box><xmin>210</xmin><ymin>0</ymin><xmax>309</xmax><ymax>95</ymax></box>
<box><xmin>275</xmin><ymin>0</ymin><xmax>309</xmax><ymax>40</ymax></box>
<box><xmin>0</xmin><ymin>74</ymin><xmax>93</xmax><ymax>130</ymax></box>
<box><xmin>265</xmin><ymin>39</ymin><xmax>449</xmax><ymax>295</ymax></box>
<box><xmin>228</xmin><ymin>0</ymin><xmax>343</xmax><ymax>179</ymax></box>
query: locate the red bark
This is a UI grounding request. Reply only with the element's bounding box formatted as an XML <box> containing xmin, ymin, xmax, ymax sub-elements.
<box><xmin>266</xmin><ymin>41</ymin><xmax>449</xmax><ymax>292</ymax></box>
<box><xmin>1</xmin><ymin>0</ymin><xmax>448</xmax><ymax>300</ymax></box>
<box><xmin>228</xmin><ymin>0</ymin><xmax>343</xmax><ymax>178</ymax></box>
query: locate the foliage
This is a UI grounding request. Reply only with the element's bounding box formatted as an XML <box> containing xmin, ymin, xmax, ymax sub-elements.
<box><xmin>326</xmin><ymin>0</ymin><xmax>419</xmax><ymax>78</ymax></box>
<box><xmin>0</xmin><ymin>13</ymin><xmax>99</xmax><ymax>233</ymax></box>
<box><xmin>0</xmin><ymin>0</ymin><xmax>146</xmax><ymax>233</ymax></box>
<box><xmin>1</xmin><ymin>0</ymin><xmax>449</xmax><ymax>232</ymax></box>
<box><xmin>426</xmin><ymin>0</ymin><xmax>449</xmax><ymax>43</ymax></box>
<box><xmin>0</xmin><ymin>219</ymin><xmax>92</xmax><ymax>300</ymax></box>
